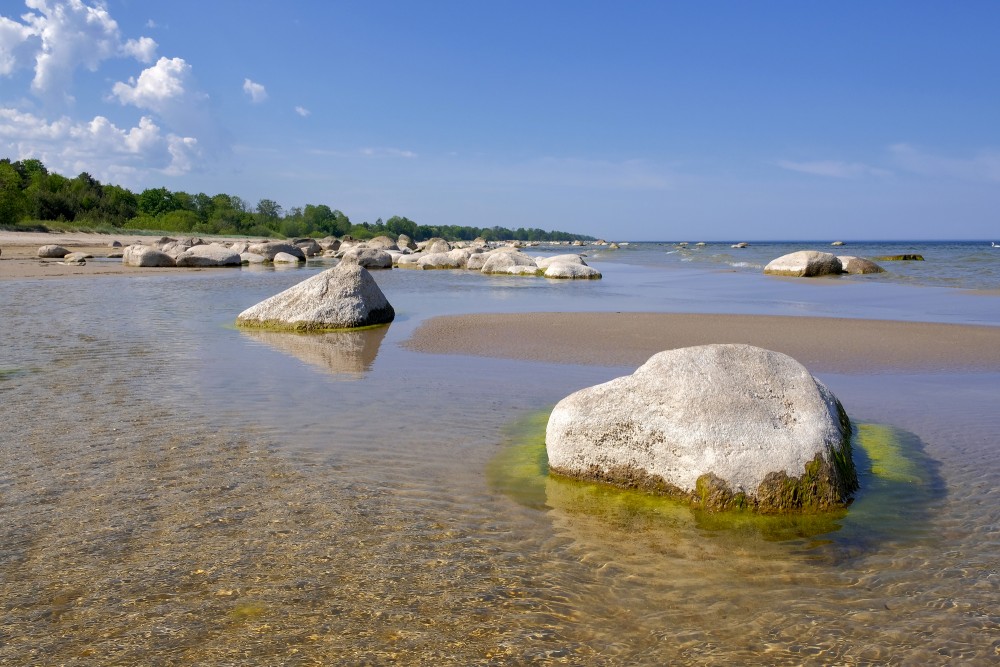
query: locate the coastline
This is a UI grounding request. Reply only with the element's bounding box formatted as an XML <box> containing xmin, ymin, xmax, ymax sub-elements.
<box><xmin>404</xmin><ymin>311</ymin><xmax>1000</xmax><ymax>373</ymax></box>
<box><xmin>0</xmin><ymin>230</ymin><xmax>255</xmax><ymax>279</ymax></box>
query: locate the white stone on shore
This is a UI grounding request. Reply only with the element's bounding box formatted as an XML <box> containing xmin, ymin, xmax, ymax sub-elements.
<box><xmin>480</xmin><ymin>251</ymin><xmax>538</xmax><ymax>275</ymax></box>
<box><xmin>534</xmin><ymin>254</ymin><xmax>587</xmax><ymax>269</ymax></box>
<box><xmin>763</xmin><ymin>251</ymin><xmax>842</xmax><ymax>277</ymax></box>
<box><xmin>37</xmin><ymin>244</ymin><xmax>69</xmax><ymax>258</ymax></box>
<box><xmin>545</xmin><ymin>344</ymin><xmax>856</xmax><ymax>512</ymax></box>
<box><xmin>122</xmin><ymin>245</ymin><xmax>176</xmax><ymax>267</ymax></box>
<box><xmin>236</xmin><ymin>262</ymin><xmax>394</xmax><ymax>331</ymax></box>
<box><xmin>175</xmin><ymin>243</ymin><xmax>242</xmax><ymax>267</ymax></box>
<box><xmin>272</xmin><ymin>252</ymin><xmax>302</xmax><ymax>263</ymax></box>
<box><xmin>340</xmin><ymin>247</ymin><xmax>393</xmax><ymax>269</ymax></box>
<box><xmin>240</xmin><ymin>252</ymin><xmax>267</xmax><ymax>264</ymax></box>
<box><xmin>544</xmin><ymin>263</ymin><xmax>602</xmax><ymax>279</ymax></box>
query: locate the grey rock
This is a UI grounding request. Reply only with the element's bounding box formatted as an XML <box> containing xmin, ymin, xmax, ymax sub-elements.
<box><xmin>235</xmin><ymin>262</ymin><xmax>395</xmax><ymax>331</ymax></box>
<box><xmin>122</xmin><ymin>245</ymin><xmax>176</xmax><ymax>267</ymax></box>
<box><xmin>340</xmin><ymin>247</ymin><xmax>393</xmax><ymax>269</ymax></box>
<box><xmin>37</xmin><ymin>244</ymin><xmax>70</xmax><ymax>258</ymax></box>
<box><xmin>175</xmin><ymin>244</ymin><xmax>242</xmax><ymax>267</ymax></box>
<box><xmin>480</xmin><ymin>251</ymin><xmax>538</xmax><ymax>275</ymax></box>
<box><xmin>247</xmin><ymin>242</ymin><xmax>306</xmax><ymax>261</ymax></box>
<box><xmin>838</xmin><ymin>256</ymin><xmax>885</xmax><ymax>275</ymax></box>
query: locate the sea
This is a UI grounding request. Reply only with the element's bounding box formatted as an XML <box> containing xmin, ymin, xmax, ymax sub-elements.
<box><xmin>1</xmin><ymin>239</ymin><xmax>998</xmax><ymax>664</ymax></box>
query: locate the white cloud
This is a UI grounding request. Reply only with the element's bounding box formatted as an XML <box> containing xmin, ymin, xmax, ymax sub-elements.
<box><xmin>21</xmin><ymin>0</ymin><xmax>121</xmax><ymax>97</ymax></box>
<box><xmin>0</xmin><ymin>106</ymin><xmax>199</xmax><ymax>180</ymax></box>
<box><xmin>294</xmin><ymin>105</ymin><xmax>310</xmax><ymax>117</ymax></box>
<box><xmin>122</xmin><ymin>36</ymin><xmax>156</xmax><ymax>63</ymax></box>
<box><xmin>0</xmin><ymin>1</ymin><xmax>158</xmax><ymax>99</ymax></box>
<box><xmin>774</xmin><ymin>159</ymin><xmax>890</xmax><ymax>179</ymax></box>
<box><xmin>0</xmin><ymin>15</ymin><xmax>35</xmax><ymax>75</ymax></box>
<box><xmin>243</xmin><ymin>78</ymin><xmax>267</xmax><ymax>103</ymax></box>
<box><xmin>889</xmin><ymin>143</ymin><xmax>1000</xmax><ymax>183</ymax></box>
<box><xmin>112</xmin><ymin>56</ymin><xmax>192</xmax><ymax>113</ymax></box>
<box><xmin>359</xmin><ymin>147</ymin><xmax>417</xmax><ymax>159</ymax></box>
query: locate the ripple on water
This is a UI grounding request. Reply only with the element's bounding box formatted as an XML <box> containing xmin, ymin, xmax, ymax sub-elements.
<box><xmin>2</xmin><ymin>271</ymin><xmax>1000</xmax><ymax>664</ymax></box>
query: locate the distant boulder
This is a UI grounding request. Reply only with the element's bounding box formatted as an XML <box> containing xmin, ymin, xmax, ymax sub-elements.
<box><xmin>37</xmin><ymin>245</ymin><xmax>70</xmax><ymax>258</ymax></box>
<box><xmin>122</xmin><ymin>245</ymin><xmax>176</xmax><ymax>267</ymax></box>
<box><xmin>764</xmin><ymin>251</ymin><xmax>842</xmax><ymax>277</ymax></box>
<box><xmin>838</xmin><ymin>256</ymin><xmax>885</xmax><ymax>275</ymax></box>
<box><xmin>481</xmin><ymin>251</ymin><xmax>538</xmax><ymax>275</ymax></box>
<box><xmin>544</xmin><ymin>263</ymin><xmax>602</xmax><ymax>279</ymax></box>
<box><xmin>366</xmin><ymin>235</ymin><xmax>399</xmax><ymax>251</ymax></box>
<box><xmin>546</xmin><ymin>344</ymin><xmax>857</xmax><ymax>512</ymax></box>
<box><xmin>340</xmin><ymin>247</ymin><xmax>393</xmax><ymax>269</ymax></box>
<box><xmin>235</xmin><ymin>262</ymin><xmax>394</xmax><ymax>331</ymax></box>
<box><xmin>247</xmin><ymin>242</ymin><xmax>306</xmax><ymax>261</ymax></box>
<box><xmin>175</xmin><ymin>244</ymin><xmax>242</xmax><ymax>267</ymax></box>
<box><xmin>874</xmin><ymin>254</ymin><xmax>924</xmax><ymax>261</ymax></box>
<box><xmin>419</xmin><ymin>249</ymin><xmax>471</xmax><ymax>270</ymax></box>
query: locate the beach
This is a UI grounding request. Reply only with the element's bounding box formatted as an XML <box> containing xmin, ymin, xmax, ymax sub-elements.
<box><xmin>2</xmin><ymin>234</ymin><xmax>999</xmax><ymax>664</ymax></box>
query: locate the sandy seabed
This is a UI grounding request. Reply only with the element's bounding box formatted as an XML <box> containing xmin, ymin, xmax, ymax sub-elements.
<box><xmin>405</xmin><ymin>311</ymin><xmax>1000</xmax><ymax>373</ymax></box>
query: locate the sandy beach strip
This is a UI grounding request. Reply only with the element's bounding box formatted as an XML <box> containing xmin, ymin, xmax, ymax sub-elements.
<box><xmin>0</xmin><ymin>230</ymin><xmax>253</xmax><ymax>280</ymax></box>
<box><xmin>404</xmin><ymin>312</ymin><xmax>1000</xmax><ymax>373</ymax></box>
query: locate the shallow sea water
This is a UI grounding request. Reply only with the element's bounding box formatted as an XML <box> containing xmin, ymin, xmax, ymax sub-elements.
<box><xmin>1</xmin><ymin>257</ymin><xmax>999</xmax><ymax>665</ymax></box>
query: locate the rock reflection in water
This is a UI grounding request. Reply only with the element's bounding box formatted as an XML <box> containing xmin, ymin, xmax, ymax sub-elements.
<box><xmin>240</xmin><ymin>326</ymin><xmax>389</xmax><ymax>378</ymax></box>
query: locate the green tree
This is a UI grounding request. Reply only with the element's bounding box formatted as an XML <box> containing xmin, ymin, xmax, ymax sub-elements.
<box><xmin>0</xmin><ymin>161</ymin><xmax>27</xmax><ymax>226</ymax></box>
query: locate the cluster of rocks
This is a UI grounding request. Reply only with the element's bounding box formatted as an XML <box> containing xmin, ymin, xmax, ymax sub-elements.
<box><xmin>36</xmin><ymin>234</ymin><xmax>603</xmax><ymax>280</ymax></box>
<box><xmin>329</xmin><ymin>235</ymin><xmax>602</xmax><ymax>279</ymax></box>
<box><xmin>36</xmin><ymin>244</ymin><xmax>93</xmax><ymax>265</ymax></box>
<box><xmin>545</xmin><ymin>344</ymin><xmax>858</xmax><ymax>513</ymax></box>
<box><xmin>763</xmin><ymin>250</ymin><xmax>886</xmax><ymax>277</ymax></box>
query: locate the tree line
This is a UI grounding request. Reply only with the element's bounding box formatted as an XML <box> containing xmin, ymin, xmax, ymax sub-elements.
<box><xmin>0</xmin><ymin>157</ymin><xmax>594</xmax><ymax>243</ymax></box>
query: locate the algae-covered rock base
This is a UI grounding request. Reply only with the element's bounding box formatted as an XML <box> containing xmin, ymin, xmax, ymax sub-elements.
<box><xmin>235</xmin><ymin>262</ymin><xmax>394</xmax><ymax>331</ymax></box>
<box><xmin>545</xmin><ymin>344</ymin><xmax>858</xmax><ymax>512</ymax></box>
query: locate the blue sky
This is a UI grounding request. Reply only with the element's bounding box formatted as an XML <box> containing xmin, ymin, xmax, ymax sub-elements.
<box><xmin>1</xmin><ymin>0</ymin><xmax>998</xmax><ymax>240</ymax></box>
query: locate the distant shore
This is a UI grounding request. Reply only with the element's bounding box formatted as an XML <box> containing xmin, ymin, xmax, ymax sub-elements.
<box><xmin>0</xmin><ymin>230</ymin><xmax>254</xmax><ymax>280</ymax></box>
<box><xmin>404</xmin><ymin>311</ymin><xmax>1000</xmax><ymax>373</ymax></box>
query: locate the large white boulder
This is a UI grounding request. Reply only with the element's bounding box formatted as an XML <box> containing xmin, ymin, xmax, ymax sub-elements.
<box><xmin>480</xmin><ymin>251</ymin><xmax>538</xmax><ymax>275</ymax></box>
<box><xmin>419</xmin><ymin>248</ymin><xmax>471</xmax><ymax>269</ymax></box>
<box><xmin>175</xmin><ymin>243</ymin><xmax>242</xmax><ymax>267</ymax></box>
<box><xmin>763</xmin><ymin>251</ymin><xmax>842</xmax><ymax>277</ymax></box>
<box><xmin>535</xmin><ymin>254</ymin><xmax>587</xmax><ymax>269</ymax></box>
<box><xmin>545</xmin><ymin>344</ymin><xmax>857</xmax><ymax>512</ymax></box>
<box><xmin>37</xmin><ymin>244</ymin><xmax>70</xmax><ymax>258</ymax></box>
<box><xmin>235</xmin><ymin>262</ymin><xmax>394</xmax><ymax>331</ymax></box>
<box><xmin>122</xmin><ymin>245</ymin><xmax>176</xmax><ymax>267</ymax></box>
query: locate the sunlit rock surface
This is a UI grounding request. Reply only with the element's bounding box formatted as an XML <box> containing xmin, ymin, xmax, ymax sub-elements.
<box><xmin>546</xmin><ymin>344</ymin><xmax>857</xmax><ymax>512</ymax></box>
<box><xmin>235</xmin><ymin>262</ymin><xmax>394</xmax><ymax>331</ymax></box>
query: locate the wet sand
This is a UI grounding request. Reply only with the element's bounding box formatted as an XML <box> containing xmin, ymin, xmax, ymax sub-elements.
<box><xmin>405</xmin><ymin>311</ymin><xmax>1000</xmax><ymax>373</ymax></box>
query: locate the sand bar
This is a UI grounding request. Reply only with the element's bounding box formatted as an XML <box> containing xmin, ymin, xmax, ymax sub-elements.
<box><xmin>405</xmin><ymin>312</ymin><xmax>1000</xmax><ymax>373</ymax></box>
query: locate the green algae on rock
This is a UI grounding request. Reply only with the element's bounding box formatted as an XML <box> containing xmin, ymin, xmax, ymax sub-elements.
<box><xmin>545</xmin><ymin>344</ymin><xmax>858</xmax><ymax>513</ymax></box>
